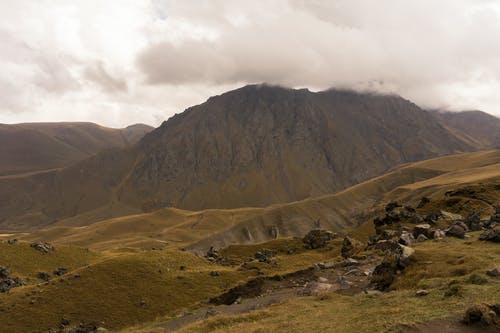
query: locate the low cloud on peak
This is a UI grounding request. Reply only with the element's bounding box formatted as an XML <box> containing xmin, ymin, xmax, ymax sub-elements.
<box><xmin>0</xmin><ymin>0</ymin><xmax>499</xmax><ymax>127</ymax></box>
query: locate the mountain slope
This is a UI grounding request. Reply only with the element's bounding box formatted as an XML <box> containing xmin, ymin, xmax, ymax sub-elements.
<box><xmin>0</xmin><ymin>122</ymin><xmax>153</xmax><ymax>176</ymax></box>
<box><xmin>15</xmin><ymin>149</ymin><xmax>500</xmax><ymax>252</ymax></box>
<box><xmin>0</xmin><ymin>85</ymin><xmax>484</xmax><ymax>230</ymax></box>
<box><xmin>433</xmin><ymin>110</ymin><xmax>500</xmax><ymax>148</ymax></box>
<box><xmin>121</xmin><ymin>85</ymin><xmax>472</xmax><ymax>210</ymax></box>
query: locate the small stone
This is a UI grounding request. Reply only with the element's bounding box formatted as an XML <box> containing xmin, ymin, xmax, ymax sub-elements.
<box><xmin>416</xmin><ymin>234</ymin><xmax>428</xmax><ymax>242</ymax></box>
<box><xmin>416</xmin><ymin>289</ymin><xmax>430</xmax><ymax>296</ymax></box>
<box><xmin>36</xmin><ymin>272</ymin><xmax>51</xmax><ymax>281</ymax></box>
<box><xmin>210</xmin><ymin>271</ymin><xmax>220</xmax><ymax>277</ymax></box>
<box><xmin>486</xmin><ymin>268</ymin><xmax>500</xmax><ymax>277</ymax></box>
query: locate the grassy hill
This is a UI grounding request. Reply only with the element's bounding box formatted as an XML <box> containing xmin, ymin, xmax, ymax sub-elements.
<box><xmin>13</xmin><ymin>150</ymin><xmax>500</xmax><ymax>253</ymax></box>
<box><xmin>0</xmin><ymin>122</ymin><xmax>153</xmax><ymax>176</ymax></box>
<box><xmin>0</xmin><ymin>151</ymin><xmax>499</xmax><ymax>332</ymax></box>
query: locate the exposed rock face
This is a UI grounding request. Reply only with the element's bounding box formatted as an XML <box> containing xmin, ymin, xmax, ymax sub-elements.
<box><xmin>303</xmin><ymin>229</ymin><xmax>336</xmax><ymax>249</ymax></box>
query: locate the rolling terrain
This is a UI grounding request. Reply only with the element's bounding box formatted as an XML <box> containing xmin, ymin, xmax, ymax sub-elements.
<box><xmin>0</xmin><ymin>122</ymin><xmax>153</xmax><ymax>176</ymax></box>
<box><xmin>2</xmin><ymin>85</ymin><xmax>495</xmax><ymax>232</ymax></box>
<box><xmin>13</xmin><ymin>150</ymin><xmax>500</xmax><ymax>253</ymax></box>
<box><xmin>0</xmin><ymin>150</ymin><xmax>499</xmax><ymax>332</ymax></box>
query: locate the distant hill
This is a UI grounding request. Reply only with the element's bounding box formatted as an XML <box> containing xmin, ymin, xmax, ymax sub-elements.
<box><xmin>0</xmin><ymin>122</ymin><xmax>153</xmax><ymax>176</ymax></box>
<box><xmin>0</xmin><ymin>84</ymin><xmax>486</xmax><ymax>231</ymax></box>
<box><xmin>432</xmin><ymin>110</ymin><xmax>500</xmax><ymax>148</ymax></box>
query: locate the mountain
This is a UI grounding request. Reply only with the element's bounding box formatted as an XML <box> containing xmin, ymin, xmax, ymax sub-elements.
<box><xmin>0</xmin><ymin>122</ymin><xmax>154</xmax><ymax>176</ymax></box>
<box><xmin>0</xmin><ymin>85</ymin><xmax>485</xmax><ymax>231</ymax></box>
<box><xmin>433</xmin><ymin>110</ymin><xmax>500</xmax><ymax>148</ymax></box>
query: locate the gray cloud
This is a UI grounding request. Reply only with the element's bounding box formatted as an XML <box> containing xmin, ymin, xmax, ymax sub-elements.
<box><xmin>0</xmin><ymin>0</ymin><xmax>499</xmax><ymax>127</ymax></box>
<box><xmin>138</xmin><ymin>0</ymin><xmax>500</xmax><ymax>113</ymax></box>
<box><xmin>84</xmin><ymin>61</ymin><xmax>128</xmax><ymax>93</ymax></box>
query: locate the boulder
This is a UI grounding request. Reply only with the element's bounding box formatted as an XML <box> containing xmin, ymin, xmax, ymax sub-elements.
<box><xmin>54</xmin><ymin>267</ymin><xmax>68</xmax><ymax>276</ymax></box>
<box><xmin>341</xmin><ymin>236</ymin><xmax>364</xmax><ymax>258</ymax></box>
<box><xmin>254</xmin><ymin>249</ymin><xmax>274</xmax><ymax>263</ymax></box>
<box><xmin>486</xmin><ymin>268</ymin><xmax>500</xmax><ymax>277</ymax></box>
<box><xmin>479</xmin><ymin>228</ymin><xmax>500</xmax><ymax>243</ymax></box>
<box><xmin>0</xmin><ymin>277</ymin><xmax>24</xmax><ymax>293</ymax></box>
<box><xmin>206</xmin><ymin>246</ymin><xmax>219</xmax><ymax>260</ymax></box>
<box><xmin>417</xmin><ymin>196</ymin><xmax>430</xmax><ymax>208</ymax></box>
<box><xmin>463</xmin><ymin>303</ymin><xmax>500</xmax><ymax>327</ymax></box>
<box><xmin>7</xmin><ymin>239</ymin><xmax>17</xmax><ymax>245</ymax></box>
<box><xmin>30</xmin><ymin>242</ymin><xmax>54</xmax><ymax>254</ymax></box>
<box><xmin>37</xmin><ymin>271</ymin><xmax>51</xmax><ymax>281</ymax></box>
<box><xmin>0</xmin><ymin>266</ymin><xmax>10</xmax><ymax>279</ymax></box>
<box><xmin>413</xmin><ymin>224</ymin><xmax>433</xmax><ymax>239</ymax></box>
<box><xmin>303</xmin><ymin>229</ymin><xmax>337</xmax><ymax>249</ymax></box>
<box><xmin>416</xmin><ymin>234</ymin><xmax>428</xmax><ymax>242</ymax></box>
<box><xmin>398</xmin><ymin>231</ymin><xmax>415</xmax><ymax>246</ymax></box>
<box><xmin>465</xmin><ymin>212</ymin><xmax>483</xmax><ymax>231</ymax></box>
<box><xmin>433</xmin><ymin>229</ymin><xmax>446</xmax><ymax>240</ymax></box>
<box><xmin>446</xmin><ymin>223</ymin><xmax>467</xmax><ymax>239</ymax></box>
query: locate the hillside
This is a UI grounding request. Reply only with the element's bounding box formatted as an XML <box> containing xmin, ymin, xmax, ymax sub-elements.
<box><xmin>15</xmin><ymin>150</ymin><xmax>500</xmax><ymax>253</ymax></box>
<box><xmin>0</xmin><ymin>85</ymin><xmax>484</xmax><ymax>231</ymax></box>
<box><xmin>433</xmin><ymin>110</ymin><xmax>500</xmax><ymax>149</ymax></box>
<box><xmin>0</xmin><ymin>122</ymin><xmax>153</xmax><ymax>176</ymax></box>
<box><xmin>0</xmin><ymin>150</ymin><xmax>499</xmax><ymax>333</ymax></box>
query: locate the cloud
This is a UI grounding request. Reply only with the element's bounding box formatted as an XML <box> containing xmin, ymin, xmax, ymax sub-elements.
<box><xmin>84</xmin><ymin>61</ymin><xmax>128</xmax><ymax>93</ymax></box>
<box><xmin>138</xmin><ymin>0</ymin><xmax>500</xmax><ymax>113</ymax></box>
<box><xmin>0</xmin><ymin>0</ymin><xmax>499</xmax><ymax>128</ymax></box>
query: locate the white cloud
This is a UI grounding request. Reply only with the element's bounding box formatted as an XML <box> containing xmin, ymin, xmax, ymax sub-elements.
<box><xmin>0</xmin><ymin>0</ymin><xmax>499</xmax><ymax>128</ymax></box>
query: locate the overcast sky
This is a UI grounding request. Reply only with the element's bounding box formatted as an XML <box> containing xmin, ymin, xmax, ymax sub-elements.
<box><xmin>1</xmin><ymin>0</ymin><xmax>500</xmax><ymax>128</ymax></box>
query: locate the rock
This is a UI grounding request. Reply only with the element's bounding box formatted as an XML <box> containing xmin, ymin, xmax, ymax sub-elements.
<box><xmin>303</xmin><ymin>229</ymin><xmax>337</xmax><ymax>249</ymax></box>
<box><xmin>179</xmin><ymin>265</ymin><xmax>187</xmax><ymax>271</ymax></box>
<box><xmin>417</xmin><ymin>196</ymin><xmax>430</xmax><ymax>208</ymax></box>
<box><xmin>316</xmin><ymin>262</ymin><xmax>341</xmax><ymax>269</ymax></box>
<box><xmin>413</xmin><ymin>224</ymin><xmax>432</xmax><ymax>238</ymax></box>
<box><xmin>373</xmin><ymin>240</ymin><xmax>401</xmax><ymax>253</ymax></box>
<box><xmin>446</xmin><ymin>223</ymin><xmax>467</xmax><ymax>238</ymax></box>
<box><xmin>465</xmin><ymin>212</ymin><xmax>483</xmax><ymax>231</ymax></box>
<box><xmin>424</xmin><ymin>211</ymin><xmax>442</xmax><ymax>224</ymax></box>
<box><xmin>479</xmin><ymin>228</ymin><xmax>500</xmax><ymax>242</ymax></box>
<box><xmin>53</xmin><ymin>267</ymin><xmax>68</xmax><ymax>276</ymax></box>
<box><xmin>398</xmin><ymin>231</ymin><xmax>415</xmax><ymax>246</ymax></box>
<box><xmin>344</xmin><ymin>258</ymin><xmax>359</xmax><ymax>266</ymax></box>
<box><xmin>303</xmin><ymin>282</ymin><xmax>334</xmax><ymax>295</ymax></box>
<box><xmin>210</xmin><ymin>271</ymin><xmax>220</xmax><ymax>277</ymax></box>
<box><xmin>206</xmin><ymin>246</ymin><xmax>219</xmax><ymax>260</ymax></box>
<box><xmin>37</xmin><ymin>272</ymin><xmax>51</xmax><ymax>281</ymax></box>
<box><xmin>0</xmin><ymin>266</ymin><xmax>10</xmax><ymax>279</ymax></box>
<box><xmin>433</xmin><ymin>229</ymin><xmax>446</xmax><ymax>240</ymax></box>
<box><xmin>336</xmin><ymin>276</ymin><xmax>352</xmax><ymax>289</ymax></box>
<box><xmin>254</xmin><ymin>249</ymin><xmax>274</xmax><ymax>263</ymax></box>
<box><xmin>463</xmin><ymin>303</ymin><xmax>500</xmax><ymax>327</ymax></box>
<box><xmin>399</xmin><ymin>245</ymin><xmax>415</xmax><ymax>262</ymax></box>
<box><xmin>371</xmin><ymin>261</ymin><xmax>398</xmax><ymax>291</ymax></box>
<box><xmin>416</xmin><ymin>234</ymin><xmax>428</xmax><ymax>242</ymax></box>
<box><xmin>0</xmin><ymin>277</ymin><xmax>24</xmax><ymax>293</ymax></box>
<box><xmin>30</xmin><ymin>242</ymin><xmax>54</xmax><ymax>254</ymax></box>
<box><xmin>416</xmin><ymin>289</ymin><xmax>430</xmax><ymax>296</ymax></box>
<box><xmin>486</xmin><ymin>268</ymin><xmax>500</xmax><ymax>277</ymax></box>
<box><xmin>205</xmin><ymin>309</ymin><xmax>220</xmax><ymax>318</ymax></box>
<box><xmin>318</xmin><ymin>277</ymin><xmax>329</xmax><ymax>283</ymax></box>
<box><xmin>385</xmin><ymin>201</ymin><xmax>402</xmax><ymax>213</ymax></box>
<box><xmin>7</xmin><ymin>239</ymin><xmax>17</xmax><ymax>245</ymax></box>
<box><xmin>440</xmin><ymin>210</ymin><xmax>463</xmax><ymax>221</ymax></box>
<box><xmin>341</xmin><ymin>236</ymin><xmax>364</xmax><ymax>258</ymax></box>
